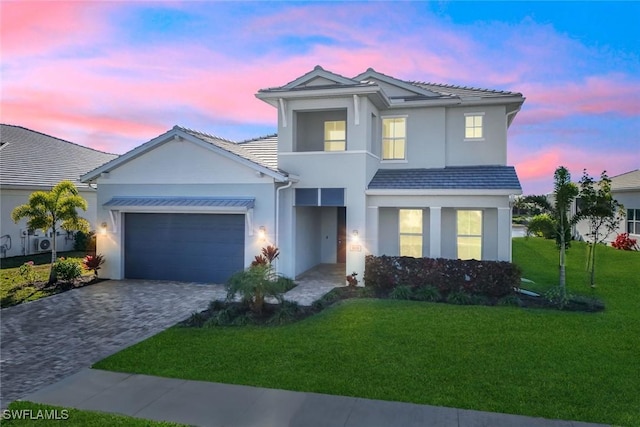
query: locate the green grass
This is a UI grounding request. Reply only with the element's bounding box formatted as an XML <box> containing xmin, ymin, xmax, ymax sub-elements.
<box><xmin>2</xmin><ymin>401</ymin><xmax>186</xmax><ymax>426</ymax></box>
<box><xmin>0</xmin><ymin>251</ymin><xmax>90</xmax><ymax>308</ymax></box>
<box><xmin>94</xmin><ymin>238</ymin><xmax>640</xmax><ymax>425</ymax></box>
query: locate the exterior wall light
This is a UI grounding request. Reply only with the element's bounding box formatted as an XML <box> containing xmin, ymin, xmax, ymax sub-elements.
<box><xmin>258</xmin><ymin>226</ymin><xmax>266</xmax><ymax>241</ymax></box>
<box><xmin>100</xmin><ymin>222</ymin><xmax>108</xmax><ymax>235</ymax></box>
<box><xmin>352</xmin><ymin>230</ymin><xmax>359</xmax><ymax>242</ymax></box>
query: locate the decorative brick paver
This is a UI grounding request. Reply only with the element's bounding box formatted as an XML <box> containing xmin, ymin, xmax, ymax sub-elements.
<box><xmin>0</xmin><ymin>280</ymin><xmax>224</xmax><ymax>408</ymax></box>
<box><xmin>0</xmin><ymin>266</ymin><xmax>344</xmax><ymax>408</ymax></box>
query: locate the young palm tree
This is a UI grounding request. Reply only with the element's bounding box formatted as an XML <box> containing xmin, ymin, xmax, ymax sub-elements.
<box><xmin>12</xmin><ymin>181</ymin><xmax>90</xmax><ymax>284</ymax></box>
<box><xmin>552</xmin><ymin>166</ymin><xmax>579</xmax><ymax>297</ymax></box>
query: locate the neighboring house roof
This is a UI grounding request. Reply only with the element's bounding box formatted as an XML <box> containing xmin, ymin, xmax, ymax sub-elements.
<box><xmin>368</xmin><ymin>166</ymin><xmax>522</xmax><ymax>191</ymax></box>
<box><xmin>103</xmin><ymin>196</ymin><xmax>255</xmax><ymax>209</ymax></box>
<box><xmin>82</xmin><ymin>126</ymin><xmax>289</xmax><ymax>183</ymax></box>
<box><xmin>0</xmin><ymin>124</ymin><xmax>117</xmax><ymax>189</ymax></box>
<box><xmin>610</xmin><ymin>169</ymin><xmax>640</xmax><ymax>192</ymax></box>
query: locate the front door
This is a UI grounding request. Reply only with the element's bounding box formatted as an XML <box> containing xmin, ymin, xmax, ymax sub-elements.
<box><xmin>337</xmin><ymin>207</ymin><xmax>346</xmax><ymax>263</ymax></box>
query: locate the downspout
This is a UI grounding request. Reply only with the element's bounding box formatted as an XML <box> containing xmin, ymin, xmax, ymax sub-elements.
<box><xmin>275</xmin><ymin>179</ymin><xmax>293</xmax><ymax>274</ymax></box>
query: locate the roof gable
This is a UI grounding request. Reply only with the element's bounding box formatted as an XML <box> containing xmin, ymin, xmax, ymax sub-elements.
<box><xmin>610</xmin><ymin>169</ymin><xmax>640</xmax><ymax>191</ymax></box>
<box><xmin>353</xmin><ymin>68</ymin><xmax>442</xmax><ymax>98</ymax></box>
<box><xmin>282</xmin><ymin>65</ymin><xmax>358</xmax><ymax>89</ymax></box>
<box><xmin>81</xmin><ymin>126</ymin><xmax>288</xmax><ymax>183</ymax></box>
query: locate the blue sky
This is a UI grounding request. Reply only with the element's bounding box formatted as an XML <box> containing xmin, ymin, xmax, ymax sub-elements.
<box><xmin>1</xmin><ymin>1</ymin><xmax>638</xmax><ymax>194</ymax></box>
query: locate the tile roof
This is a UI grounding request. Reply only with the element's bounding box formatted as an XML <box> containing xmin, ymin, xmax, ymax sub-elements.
<box><xmin>103</xmin><ymin>196</ymin><xmax>255</xmax><ymax>208</ymax></box>
<box><xmin>610</xmin><ymin>169</ymin><xmax>640</xmax><ymax>191</ymax></box>
<box><xmin>0</xmin><ymin>124</ymin><xmax>117</xmax><ymax>189</ymax></box>
<box><xmin>408</xmin><ymin>81</ymin><xmax>522</xmax><ymax>98</ymax></box>
<box><xmin>237</xmin><ymin>134</ymin><xmax>278</xmax><ymax>171</ymax></box>
<box><xmin>177</xmin><ymin>127</ymin><xmax>282</xmax><ymax>173</ymax></box>
<box><xmin>368</xmin><ymin>166</ymin><xmax>522</xmax><ymax>190</ymax></box>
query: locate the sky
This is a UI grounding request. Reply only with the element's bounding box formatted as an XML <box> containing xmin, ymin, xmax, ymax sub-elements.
<box><xmin>1</xmin><ymin>1</ymin><xmax>639</xmax><ymax>194</ymax></box>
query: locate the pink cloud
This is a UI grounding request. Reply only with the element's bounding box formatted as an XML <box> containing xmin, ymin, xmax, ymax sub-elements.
<box><xmin>510</xmin><ymin>144</ymin><xmax>638</xmax><ymax>194</ymax></box>
<box><xmin>0</xmin><ymin>2</ymin><xmax>113</xmax><ymax>57</ymax></box>
<box><xmin>516</xmin><ymin>75</ymin><xmax>640</xmax><ymax>124</ymax></box>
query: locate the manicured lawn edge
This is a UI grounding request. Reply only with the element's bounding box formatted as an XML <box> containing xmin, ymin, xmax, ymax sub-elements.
<box><xmin>94</xmin><ymin>239</ymin><xmax>640</xmax><ymax>426</ymax></box>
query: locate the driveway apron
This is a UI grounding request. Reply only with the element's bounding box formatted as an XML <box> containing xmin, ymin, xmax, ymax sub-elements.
<box><xmin>0</xmin><ymin>279</ymin><xmax>225</xmax><ymax>408</ymax></box>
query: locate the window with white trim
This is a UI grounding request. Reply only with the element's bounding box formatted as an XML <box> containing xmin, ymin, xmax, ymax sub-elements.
<box><xmin>382</xmin><ymin>117</ymin><xmax>406</xmax><ymax>160</ymax></box>
<box><xmin>628</xmin><ymin>209</ymin><xmax>640</xmax><ymax>234</ymax></box>
<box><xmin>464</xmin><ymin>113</ymin><xmax>484</xmax><ymax>139</ymax></box>
<box><xmin>399</xmin><ymin>209</ymin><xmax>422</xmax><ymax>257</ymax></box>
<box><xmin>324</xmin><ymin>120</ymin><xmax>346</xmax><ymax>151</ymax></box>
<box><xmin>457</xmin><ymin>210</ymin><xmax>482</xmax><ymax>260</ymax></box>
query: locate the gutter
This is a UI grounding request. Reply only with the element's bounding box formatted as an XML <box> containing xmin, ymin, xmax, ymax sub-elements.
<box><xmin>274</xmin><ymin>179</ymin><xmax>293</xmax><ymax>275</ymax></box>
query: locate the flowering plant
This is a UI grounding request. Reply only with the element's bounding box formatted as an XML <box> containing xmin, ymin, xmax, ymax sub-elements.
<box><xmin>611</xmin><ymin>233</ymin><xmax>639</xmax><ymax>251</ymax></box>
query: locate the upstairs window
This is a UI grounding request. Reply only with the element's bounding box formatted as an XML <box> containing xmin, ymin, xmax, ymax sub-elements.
<box><xmin>457</xmin><ymin>210</ymin><xmax>482</xmax><ymax>260</ymax></box>
<box><xmin>324</xmin><ymin>120</ymin><xmax>346</xmax><ymax>151</ymax></box>
<box><xmin>399</xmin><ymin>209</ymin><xmax>422</xmax><ymax>257</ymax></box>
<box><xmin>382</xmin><ymin>117</ymin><xmax>406</xmax><ymax>160</ymax></box>
<box><xmin>465</xmin><ymin>113</ymin><xmax>484</xmax><ymax>139</ymax></box>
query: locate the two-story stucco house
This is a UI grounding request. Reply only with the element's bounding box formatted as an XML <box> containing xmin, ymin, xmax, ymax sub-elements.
<box><xmin>82</xmin><ymin>66</ymin><xmax>525</xmax><ymax>284</ymax></box>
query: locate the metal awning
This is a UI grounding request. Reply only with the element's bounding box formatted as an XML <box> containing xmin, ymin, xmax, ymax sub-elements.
<box><xmin>103</xmin><ymin>197</ymin><xmax>255</xmax><ymax>209</ymax></box>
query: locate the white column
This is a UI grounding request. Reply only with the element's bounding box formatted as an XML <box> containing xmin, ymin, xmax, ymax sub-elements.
<box><xmin>429</xmin><ymin>207</ymin><xmax>442</xmax><ymax>258</ymax></box>
<box><xmin>497</xmin><ymin>207</ymin><xmax>512</xmax><ymax>261</ymax></box>
<box><xmin>366</xmin><ymin>206</ymin><xmax>379</xmax><ymax>255</ymax></box>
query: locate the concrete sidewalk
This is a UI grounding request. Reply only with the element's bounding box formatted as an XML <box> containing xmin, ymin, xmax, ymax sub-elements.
<box><xmin>23</xmin><ymin>369</ymin><xmax>607</xmax><ymax>427</ymax></box>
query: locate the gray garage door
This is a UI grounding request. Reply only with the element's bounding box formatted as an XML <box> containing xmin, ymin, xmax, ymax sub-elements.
<box><xmin>124</xmin><ymin>213</ymin><xmax>244</xmax><ymax>283</ymax></box>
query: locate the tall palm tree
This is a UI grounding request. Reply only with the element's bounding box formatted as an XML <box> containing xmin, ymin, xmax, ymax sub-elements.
<box><xmin>12</xmin><ymin>181</ymin><xmax>89</xmax><ymax>284</ymax></box>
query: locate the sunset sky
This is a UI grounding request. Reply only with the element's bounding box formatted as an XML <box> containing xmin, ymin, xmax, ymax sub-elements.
<box><xmin>1</xmin><ymin>1</ymin><xmax>638</xmax><ymax>194</ymax></box>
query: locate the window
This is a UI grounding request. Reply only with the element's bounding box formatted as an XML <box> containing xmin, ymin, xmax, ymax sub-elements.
<box><xmin>324</xmin><ymin>120</ymin><xmax>346</xmax><ymax>151</ymax></box>
<box><xmin>399</xmin><ymin>209</ymin><xmax>422</xmax><ymax>257</ymax></box>
<box><xmin>382</xmin><ymin>117</ymin><xmax>406</xmax><ymax>160</ymax></box>
<box><xmin>457</xmin><ymin>210</ymin><xmax>482</xmax><ymax>260</ymax></box>
<box><xmin>628</xmin><ymin>209</ymin><xmax>640</xmax><ymax>235</ymax></box>
<box><xmin>465</xmin><ymin>113</ymin><xmax>483</xmax><ymax>139</ymax></box>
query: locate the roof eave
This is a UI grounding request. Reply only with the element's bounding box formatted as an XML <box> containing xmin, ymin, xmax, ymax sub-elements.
<box><xmin>256</xmin><ymin>85</ymin><xmax>391</xmax><ymax>109</ymax></box>
<box><xmin>365</xmin><ymin>188</ymin><xmax>522</xmax><ymax>196</ymax></box>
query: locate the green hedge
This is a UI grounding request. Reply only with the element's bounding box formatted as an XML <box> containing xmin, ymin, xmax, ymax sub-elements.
<box><xmin>363</xmin><ymin>255</ymin><xmax>521</xmax><ymax>298</ymax></box>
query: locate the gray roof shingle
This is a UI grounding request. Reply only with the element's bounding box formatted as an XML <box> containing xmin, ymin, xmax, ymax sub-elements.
<box><xmin>610</xmin><ymin>169</ymin><xmax>640</xmax><ymax>192</ymax></box>
<box><xmin>0</xmin><ymin>124</ymin><xmax>118</xmax><ymax>189</ymax></box>
<box><xmin>368</xmin><ymin>166</ymin><xmax>522</xmax><ymax>190</ymax></box>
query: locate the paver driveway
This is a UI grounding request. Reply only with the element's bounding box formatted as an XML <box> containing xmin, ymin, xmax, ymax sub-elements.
<box><xmin>0</xmin><ymin>280</ymin><xmax>225</xmax><ymax>408</ymax></box>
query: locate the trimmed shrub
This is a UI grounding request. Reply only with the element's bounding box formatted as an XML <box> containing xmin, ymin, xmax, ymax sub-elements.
<box><xmin>364</xmin><ymin>255</ymin><xmax>520</xmax><ymax>298</ymax></box>
<box><xmin>412</xmin><ymin>285</ymin><xmax>441</xmax><ymax>302</ymax></box>
<box><xmin>53</xmin><ymin>258</ymin><xmax>82</xmax><ymax>282</ymax></box>
<box><xmin>389</xmin><ymin>285</ymin><xmax>413</xmax><ymax>300</ymax></box>
<box><xmin>526</xmin><ymin>214</ymin><xmax>556</xmax><ymax>239</ymax></box>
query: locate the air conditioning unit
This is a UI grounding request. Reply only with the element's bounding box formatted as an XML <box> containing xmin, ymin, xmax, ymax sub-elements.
<box><xmin>34</xmin><ymin>238</ymin><xmax>52</xmax><ymax>252</ymax></box>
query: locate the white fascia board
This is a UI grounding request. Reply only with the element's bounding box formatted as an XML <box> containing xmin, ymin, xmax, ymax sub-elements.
<box><xmin>365</xmin><ymin>188</ymin><xmax>523</xmax><ymax>196</ymax></box>
<box><xmin>81</xmin><ymin>127</ymin><xmax>178</xmax><ymax>182</ymax></box>
<box><xmin>256</xmin><ymin>85</ymin><xmax>390</xmax><ymax>104</ymax></box>
<box><xmin>387</xmin><ymin>98</ymin><xmax>462</xmax><ymax>108</ymax></box>
<box><xmin>458</xmin><ymin>96</ymin><xmax>525</xmax><ymax>107</ymax></box>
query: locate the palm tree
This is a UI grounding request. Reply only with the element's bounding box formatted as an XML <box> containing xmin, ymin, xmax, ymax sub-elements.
<box><xmin>12</xmin><ymin>181</ymin><xmax>89</xmax><ymax>284</ymax></box>
<box><xmin>552</xmin><ymin>166</ymin><xmax>579</xmax><ymax>297</ymax></box>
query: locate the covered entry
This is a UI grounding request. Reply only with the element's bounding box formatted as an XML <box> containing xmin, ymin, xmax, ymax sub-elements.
<box><xmin>124</xmin><ymin>212</ymin><xmax>244</xmax><ymax>283</ymax></box>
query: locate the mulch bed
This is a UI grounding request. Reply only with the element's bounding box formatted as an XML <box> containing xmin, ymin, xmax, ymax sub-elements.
<box><xmin>1</xmin><ymin>276</ymin><xmax>105</xmax><ymax>308</ymax></box>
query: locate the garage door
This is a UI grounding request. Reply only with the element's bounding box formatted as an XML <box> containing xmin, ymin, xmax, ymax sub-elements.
<box><xmin>124</xmin><ymin>213</ymin><xmax>244</xmax><ymax>283</ymax></box>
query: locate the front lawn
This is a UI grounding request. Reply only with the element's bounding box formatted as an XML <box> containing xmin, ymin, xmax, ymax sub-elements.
<box><xmin>2</xmin><ymin>401</ymin><xmax>186</xmax><ymax>426</ymax></box>
<box><xmin>0</xmin><ymin>251</ymin><xmax>92</xmax><ymax>308</ymax></box>
<box><xmin>94</xmin><ymin>239</ymin><xmax>640</xmax><ymax>425</ymax></box>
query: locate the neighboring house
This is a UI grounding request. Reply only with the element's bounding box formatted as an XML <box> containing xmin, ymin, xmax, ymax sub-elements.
<box><xmin>82</xmin><ymin>66</ymin><xmax>525</xmax><ymax>283</ymax></box>
<box><xmin>0</xmin><ymin>124</ymin><xmax>117</xmax><ymax>258</ymax></box>
<box><xmin>574</xmin><ymin>169</ymin><xmax>640</xmax><ymax>244</ymax></box>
